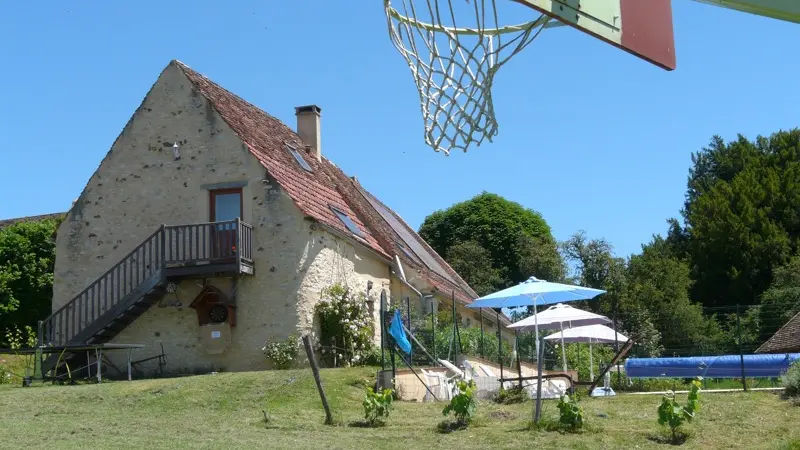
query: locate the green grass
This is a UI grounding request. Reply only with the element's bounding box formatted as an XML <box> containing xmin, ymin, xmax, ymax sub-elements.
<box><xmin>0</xmin><ymin>367</ymin><xmax>798</xmax><ymax>449</ymax></box>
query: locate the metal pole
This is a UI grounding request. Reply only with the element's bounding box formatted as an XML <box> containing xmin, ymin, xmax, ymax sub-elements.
<box><xmin>380</xmin><ymin>290</ymin><xmax>386</xmax><ymax>370</ymax></box>
<box><xmin>452</xmin><ymin>292</ymin><xmax>458</xmax><ymax>364</ymax></box>
<box><xmin>737</xmin><ymin>304</ymin><xmax>747</xmax><ymax>392</ymax></box>
<box><xmin>497</xmin><ymin>310</ymin><xmax>503</xmax><ymax>385</ymax></box>
<box><xmin>406</xmin><ymin>296</ymin><xmax>412</xmax><ymax>362</ymax></box>
<box><xmin>515</xmin><ymin>330</ymin><xmax>523</xmax><ymax>388</ymax></box>
<box><xmin>613</xmin><ymin>297</ymin><xmax>620</xmax><ymax>386</ymax></box>
<box><xmin>480</xmin><ymin>308</ymin><xmax>485</xmax><ymax>359</ymax></box>
<box><xmin>430</xmin><ymin>296</ymin><xmax>436</xmax><ymax>362</ymax></box>
<box><xmin>534</xmin><ymin>335</ymin><xmax>544</xmax><ymax>423</ymax></box>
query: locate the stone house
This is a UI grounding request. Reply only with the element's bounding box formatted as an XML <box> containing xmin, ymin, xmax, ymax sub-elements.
<box><xmin>42</xmin><ymin>60</ymin><xmax>511</xmax><ymax>376</ymax></box>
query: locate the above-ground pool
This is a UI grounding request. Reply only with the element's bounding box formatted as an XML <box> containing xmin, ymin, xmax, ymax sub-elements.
<box><xmin>625</xmin><ymin>353</ymin><xmax>800</xmax><ymax>378</ymax></box>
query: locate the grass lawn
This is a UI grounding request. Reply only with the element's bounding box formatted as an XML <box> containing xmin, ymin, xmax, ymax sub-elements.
<box><xmin>0</xmin><ymin>367</ymin><xmax>798</xmax><ymax>449</ymax></box>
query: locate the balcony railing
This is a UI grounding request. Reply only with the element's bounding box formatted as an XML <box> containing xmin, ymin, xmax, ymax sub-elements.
<box><xmin>39</xmin><ymin>219</ymin><xmax>253</xmax><ymax>346</ymax></box>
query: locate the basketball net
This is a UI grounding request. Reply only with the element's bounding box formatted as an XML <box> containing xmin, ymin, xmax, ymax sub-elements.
<box><xmin>385</xmin><ymin>0</ymin><xmax>550</xmax><ymax>155</ymax></box>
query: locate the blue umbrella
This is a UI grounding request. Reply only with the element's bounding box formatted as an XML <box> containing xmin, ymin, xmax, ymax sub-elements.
<box><xmin>466</xmin><ymin>276</ymin><xmax>606</xmax><ymax>421</ymax></box>
<box><xmin>467</xmin><ymin>276</ymin><xmax>606</xmax><ymax>358</ymax></box>
<box><xmin>469</xmin><ymin>276</ymin><xmax>606</xmax><ymax>309</ymax></box>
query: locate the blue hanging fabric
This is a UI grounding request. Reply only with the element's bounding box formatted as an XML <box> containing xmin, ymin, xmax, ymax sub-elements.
<box><xmin>389</xmin><ymin>310</ymin><xmax>412</xmax><ymax>354</ymax></box>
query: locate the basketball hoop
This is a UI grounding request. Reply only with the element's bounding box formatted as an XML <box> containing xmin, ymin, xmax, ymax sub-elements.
<box><xmin>385</xmin><ymin>0</ymin><xmax>551</xmax><ymax>155</ymax></box>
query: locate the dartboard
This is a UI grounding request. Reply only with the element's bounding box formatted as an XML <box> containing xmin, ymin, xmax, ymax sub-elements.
<box><xmin>208</xmin><ymin>304</ymin><xmax>228</xmax><ymax>323</ymax></box>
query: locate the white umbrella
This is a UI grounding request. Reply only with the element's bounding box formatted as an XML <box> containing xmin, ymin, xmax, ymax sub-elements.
<box><xmin>510</xmin><ymin>303</ymin><xmax>612</xmax><ymax>373</ymax></box>
<box><xmin>544</xmin><ymin>324</ymin><xmax>628</xmax><ymax>380</ymax></box>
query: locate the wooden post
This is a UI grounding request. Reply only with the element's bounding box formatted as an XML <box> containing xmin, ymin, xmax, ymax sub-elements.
<box><xmin>302</xmin><ymin>335</ymin><xmax>333</xmax><ymax>425</ymax></box>
<box><xmin>160</xmin><ymin>225</ymin><xmax>166</xmax><ymax>266</ymax></box>
<box><xmin>235</xmin><ymin>217</ymin><xmax>242</xmax><ymax>268</ymax></box>
<box><xmin>96</xmin><ymin>348</ymin><xmax>102</xmax><ymax>383</ymax></box>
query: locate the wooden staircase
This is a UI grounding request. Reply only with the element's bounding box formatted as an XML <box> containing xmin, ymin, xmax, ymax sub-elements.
<box><xmin>39</xmin><ymin>219</ymin><xmax>254</xmax><ymax>377</ymax></box>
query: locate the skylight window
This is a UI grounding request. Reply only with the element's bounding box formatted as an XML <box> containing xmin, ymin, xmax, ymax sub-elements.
<box><xmin>330</xmin><ymin>205</ymin><xmax>365</xmax><ymax>238</ymax></box>
<box><xmin>396</xmin><ymin>241</ymin><xmax>419</xmax><ymax>262</ymax></box>
<box><xmin>286</xmin><ymin>143</ymin><xmax>313</xmax><ymax>172</ymax></box>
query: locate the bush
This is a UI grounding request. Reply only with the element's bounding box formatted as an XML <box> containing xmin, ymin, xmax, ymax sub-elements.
<box><xmin>657</xmin><ymin>376</ymin><xmax>702</xmax><ymax>444</ymax></box>
<box><xmin>361</xmin><ymin>347</ymin><xmax>382</xmax><ymax>367</ymax></box>
<box><xmin>262</xmin><ymin>335</ymin><xmax>299</xmax><ymax>369</ymax></box>
<box><xmin>494</xmin><ymin>385</ymin><xmax>527</xmax><ymax>404</ymax></box>
<box><xmin>315</xmin><ymin>284</ymin><xmax>374</xmax><ymax>367</ymax></box>
<box><xmin>0</xmin><ymin>326</ymin><xmax>37</xmax><ymax>384</ymax></box>
<box><xmin>363</xmin><ymin>387</ymin><xmax>393</xmax><ymax>426</ymax></box>
<box><xmin>782</xmin><ymin>360</ymin><xmax>800</xmax><ymax>397</ymax></box>
<box><xmin>443</xmin><ymin>379</ymin><xmax>477</xmax><ymax>427</ymax></box>
<box><xmin>557</xmin><ymin>394</ymin><xmax>584</xmax><ymax>431</ymax></box>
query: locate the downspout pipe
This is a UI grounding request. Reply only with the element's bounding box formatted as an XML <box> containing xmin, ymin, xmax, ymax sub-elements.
<box><xmin>394</xmin><ymin>255</ymin><xmax>423</xmax><ymax>298</ymax></box>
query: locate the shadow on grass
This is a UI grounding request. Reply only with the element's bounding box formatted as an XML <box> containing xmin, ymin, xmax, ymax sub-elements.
<box><xmin>646</xmin><ymin>431</ymin><xmax>690</xmax><ymax>446</ymax></box>
<box><xmin>348</xmin><ymin>420</ymin><xmax>386</xmax><ymax>428</ymax></box>
<box><xmin>437</xmin><ymin>420</ymin><xmax>469</xmax><ymax>434</ymax></box>
<box><xmin>487</xmin><ymin>410</ymin><xmax>516</xmax><ymax>421</ymax></box>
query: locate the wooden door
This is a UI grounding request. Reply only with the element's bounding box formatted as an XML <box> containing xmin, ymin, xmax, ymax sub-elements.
<box><xmin>209</xmin><ymin>188</ymin><xmax>242</xmax><ymax>261</ymax></box>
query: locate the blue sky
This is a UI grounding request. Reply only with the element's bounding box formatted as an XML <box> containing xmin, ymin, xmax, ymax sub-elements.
<box><xmin>1</xmin><ymin>1</ymin><xmax>799</xmax><ymax>259</ymax></box>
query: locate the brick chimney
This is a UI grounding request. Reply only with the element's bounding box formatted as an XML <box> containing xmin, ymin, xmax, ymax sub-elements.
<box><xmin>295</xmin><ymin>105</ymin><xmax>322</xmax><ymax>162</ymax></box>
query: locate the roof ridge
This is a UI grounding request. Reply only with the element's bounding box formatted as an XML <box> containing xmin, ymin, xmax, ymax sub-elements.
<box><xmin>174</xmin><ymin>60</ymin><xmax>294</xmax><ymax>138</ymax></box>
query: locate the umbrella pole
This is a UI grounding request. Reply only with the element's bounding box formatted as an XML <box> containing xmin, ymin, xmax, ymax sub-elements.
<box><xmin>496</xmin><ymin>310</ymin><xmax>503</xmax><ymax>388</ymax></box>
<box><xmin>589</xmin><ymin>341</ymin><xmax>594</xmax><ymax>381</ymax></box>
<box><xmin>560</xmin><ymin>326</ymin><xmax>567</xmax><ymax>373</ymax></box>
<box><xmin>533</xmin><ymin>296</ymin><xmax>543</xmax><ymax>423</ymax></box>
<box><xmin>534</xmin><ymin>335</ymin><xmax>544</xmax><ymax>423</ymax></box>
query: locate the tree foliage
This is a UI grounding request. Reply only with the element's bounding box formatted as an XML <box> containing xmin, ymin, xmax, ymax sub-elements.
<box><xmin>0</xmin><ymin>218</ymin><xmax>60</xmax><ymax>333</ymax></box>
<box><xmin>445</xmin><ymin>241</ymin><xmax>503</xmax><ymax>297</ymax></box>
<box><xmin>759</xmin><ymin>254</ymin><xmax>800</xmax><ymax>342</ymax></box>
<box><xmin>680</xmin><ymin>130</ymin><xmax>800</xmax><ymax>309</ymax></box>
<box><xmin>419</xmin><ymin>192</ymin><xmax>561</xmax><ymax>295</ymax></box>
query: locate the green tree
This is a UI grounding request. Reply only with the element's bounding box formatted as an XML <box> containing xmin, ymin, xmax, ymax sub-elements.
<box><xmin>0</xmin><ymin>218</ymin><xmax>60</xmax><ymax>332</ymax></box>
<box><xmin>419</xmin><ymin>192</ymin><xmax>561</xmax><ymax>293</ymax></box>
<box><xmin>681</xmin><ymin>130</ymin><xmax>800</xmax><ymax>308</ymax></box>
<box><xmin>560</xmin><ymin>231</ymin><xmax>627</xmax><ymax>317</ymax></box>
<box><xmin>758</xmin><ymin>254</ymin><xmax>800</xmax><ymax>343</ymax></box>
<box><xmin>445</xmin><ymin>241</ymin><xmax>503</xmax><ymax>297</ymax></box>
<box><xmin>627</xmin><ymin>238</ymin><xmax>720</xmax><ymax>355</ymax></box>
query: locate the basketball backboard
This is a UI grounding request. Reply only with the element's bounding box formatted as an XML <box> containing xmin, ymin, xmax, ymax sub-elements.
<box><xmin>383</xmin><ymin>0</ymin><xmax>798</xmax><ymax>155</ymax></box>
<box><xmin>513</xmin><ymin>0</ymin><xmax>677</xmax><ymax>71</ymax></box>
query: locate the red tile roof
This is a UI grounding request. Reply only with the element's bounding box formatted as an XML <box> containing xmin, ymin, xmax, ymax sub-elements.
<box><xmin>175</xmin><ymin>60</ymin><xmax>480</xmax><ymax>307</ymax></box>
<box><xmin>176</xmin><ymin>61</ymin><xmax>388</xmax><ymax>259</ymax></box>
<box><xmin>756</xmin><ymin>311</ymin><xmax>800</xmax><ymax>354</ymax></box>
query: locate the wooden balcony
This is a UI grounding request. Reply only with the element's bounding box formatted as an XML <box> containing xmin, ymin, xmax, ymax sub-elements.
<box><xmin>40</xmin><ymin>219</ymin><xmax>253</xmax><ymax>347</ymax></box>
<box><xmin>163</xmin><ymin>219</ymin><xmax>254</xmax><ymax>278</ymax></box>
